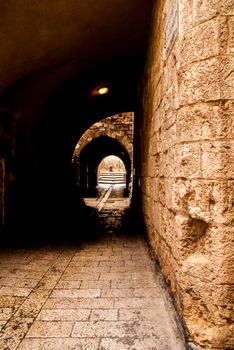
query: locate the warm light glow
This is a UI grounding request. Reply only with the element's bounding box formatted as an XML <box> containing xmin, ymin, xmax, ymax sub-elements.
<box><xmin>98</xmin><ymin>87</ymin><xmax>108</xmax><ymax>95</ymax></box>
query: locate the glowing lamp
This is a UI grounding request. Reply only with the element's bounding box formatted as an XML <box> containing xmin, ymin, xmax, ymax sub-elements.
<box><xmin>98</xmin><ymin>87</ymin><xmax>109</xmax><ymax>95</ymax></box>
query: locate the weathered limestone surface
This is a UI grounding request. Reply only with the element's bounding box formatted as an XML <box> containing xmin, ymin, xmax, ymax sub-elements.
<box><xmin>0</xmin><ymin>208</ymin><xmax>186</xmax><ymax>350</ymax></box>
<box><xmin>138</xmin><ymin>0</ymin><xmax>234</xmax><ymax>348</ymax></box>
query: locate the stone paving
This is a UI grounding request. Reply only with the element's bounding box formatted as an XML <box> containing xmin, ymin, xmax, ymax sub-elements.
<box><xmin>0</xmin><ymin>197</ymin><xmax>186</xmax><ymax>350</ymax></box>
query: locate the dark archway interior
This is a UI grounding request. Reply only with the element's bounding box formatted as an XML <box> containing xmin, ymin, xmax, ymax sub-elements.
<box><xmin>79</xmin><ymin>136</ymin><xmax>131</xmax><ymax>197</ymax></box>
<box><xmin>0</xmin><ymin>0</ymin><xmax>154</xmax><ymax>243</ymax></box>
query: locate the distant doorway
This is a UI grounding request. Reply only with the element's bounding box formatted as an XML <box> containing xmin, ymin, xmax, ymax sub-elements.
<box><xmin>97</xmin><ymin>155</ymin><xmax>126</xmax><ymax>186</ymax></box>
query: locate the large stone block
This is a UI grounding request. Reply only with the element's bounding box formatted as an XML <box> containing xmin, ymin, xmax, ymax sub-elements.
<box><xmin>201</xmin><ymin>140</ymin><xmax>234</xmax><ymax>179</ymax></box>
<box><xmin>193</xmin><ymin>0</ymin><xmax>219</xmax><ymax>25</ymax></box>
<box><xmin>159</xmin><ymin>207</ymin><xmax>187</xmax><ymax>260</ymax></box>
<box><xmin>160</xmin><ymin>122</ymin><xmax>177</xmax><ymax>152</ymax></box>
<box><xmin>160</xmin><ymin>150</ymin><xmax>172</xmax><ymax>178</ymax></box>
<box><xmin>179</xmin><ymin>55</ymin><xmax>234</xmax><ymax>105</ymax></box>
<box><xmin>153</xmin><ymin>102</ymin><xmax>165</xmax><ymax>132</ymax></box>
<box><xmin>207</xmin><ymin>225</ymin><xmax>234</xmax><ymax>284</ymax></box>
<box><xmin>179</xmin><ymin>57</ymin><xmax>221</xmax><ymax>105</ymax></box>
<box><xmin>220</xmin><ymin>56</ymin><xmax>234</xmax><ymax>99</ymax></box>
<box><xmin>179</xmin><ymin>0</ymin><xmax>193</xmax><ymax>32</ymax></box>
<box><xmin>164</xmin><ymin>178</ymin><xmax>175</xmax><ymax>211</ymax></box>
<box><xmin>163</xmin><ymin>51</ymin><xmax>178</xmax><ymax>92</ymax></box>
<box><xmin>149</xmin><ymin>133</ymin><xmax>160</xmax><ymax>157</ymax></box>
<box><xmin>171</xmin><ymin>213</ymin><xmax>210</xmax><ymax>261</ymax></box>
<box><xmin>220</xmin><ymin>0</ymin><xmax>234</xmax><ymax>15</ymax></box>
<box><xmin>178</xmin><ymin>143</ymin><xmax>201</xmax><ymax>178</ymax></box>
<box><xmin>180</xmin><ymin>17</ymin><xmax>227</xmax><ymax>65</ymax></box>
<box><xmin>177</xmin><ymin>102</ymin><xmax>234</xmax><ymax>142</ymax></box>
<box><xmin>153</xmin><ymin>75</ymin><xmax>164</xmax><ymax>111</ymax></box>
<box><xmin>172</xmin><ymin>178</ymin><xmax>234</xmax><ymax>226</ymax></box>
<box><xmin>181</xmin><ymin>252</ymin><xmax>234</xmax><ymax>347</ymax></box>
<box><xmin>147</xmin><ymin>154</ymin><xmax>160</xmax><ymax>179</ymax></box>
<box><xmin>210</xmin><ymin>180</ymin><xmax>234</xmax><ymax>224</ymax></box>
<box><xmin>163</xmin><ymin>85</ymin><xmax>174</xmax><ymax>115</ymax></box>
<box><xmin>177</xmin><ymin>105</ymin><xmax>208</xmax><ymax>142</ymax></box>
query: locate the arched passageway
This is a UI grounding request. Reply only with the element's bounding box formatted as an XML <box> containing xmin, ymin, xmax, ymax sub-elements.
<box><xmin>0</xmin><ymin>1</ymin><xmax>232</xmax><ymax>349</ymax></box>
<box><xmin>97</xmin><ymin>155</ymin><xmax>126</xmax><ymax>186</ymax></box>
<box><xmin>77</xmin><ymin>136</ymin><xmax>131</xmax><ymax>197</ymax></box>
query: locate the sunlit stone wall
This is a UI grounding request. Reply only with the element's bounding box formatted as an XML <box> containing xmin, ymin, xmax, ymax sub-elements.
<box><xmin>138</xmin><ymin>0</ymin><xmax>234</xmax><ymax>348</ymax></box>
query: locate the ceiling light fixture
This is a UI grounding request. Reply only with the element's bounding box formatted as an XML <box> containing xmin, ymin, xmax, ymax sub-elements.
<box><xmin>98</xmin><ymin>87</ymin><xmax>109</xmax><ymax>95</ymax></box>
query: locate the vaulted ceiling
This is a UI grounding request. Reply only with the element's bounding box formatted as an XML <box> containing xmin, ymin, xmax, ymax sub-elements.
<box><xmin>0</xmin><ymin>0</ymin><xmax>154</xmax><ymax>128</ymax></box>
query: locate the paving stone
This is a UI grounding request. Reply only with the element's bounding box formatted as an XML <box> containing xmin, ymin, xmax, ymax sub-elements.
<box><xmin>37</xmin><ymin>309</ymin><xmax>90</xmax><ymax>321</ymax></box>
<box><xmin>110</xmin><ymin>266</ymin><xmax>153</xmax><ymax>273</ymax></box>
<box><xmin>0</xmin><ymin>307</ymin><xmax>15</xmax><ymax>320</ymax></box>
<box><xmin>0</xmin><ymin>263</ymin><xmax>47</xmax><ymax>272</ymax></box>
<box><xmin>28</xmin><ymin>260</ymin><xmax>54</xmax><ymax>268</ymax></box>
<box><xmin>114</xmin><ymin>297</ymin><xmax>161</xmax><ymax>309</ymax></box>
<box><xmin>131</xmin><ymin>255</ymin><xmax>152</xmax><ymax>261</ymax></box>
<box><xmin>0</xmin><ymin>336</ymin><xmax>21</xmax><ymax>350</ymax></box>
<box><xmin>72</xmin><ymin>320</ymin><xmax>166</xmax><ymax>338</ymax></box>
<box><xmin>51</xmin><ymin>288</ymin><xmax>101</xmax><ymax>298</ymax></box>
<box><xmin>62</xmin><ymin>272</ymin><xmax>100</xmax><ymax>280</ymax></box>
<box><xmin>124</xmin><ymin>260</ymin><xmax>153</xmax><ymax>267</ymax></box>
<box><xmin>0</xmin><ymin>316</ymin><xmax>34</xmax><ymax>350</ymax></box>
<box><xmin>134</xmin><ymin>287</ymin><xmax>162</xmax><ymax>297</ymax></box>
<box><xmin>118</xmin><ymin>307</ymin><xmax>165</xmax><ymax>321</ymax></box>
<box><xmin>66</xmin><ymin>266</ymin><xmax>110</xmax><ymax>273</ymax></box>
<box><xmin>0</xmin><ymin>199</ymin><xmax>186</xmax><ymax>350</ymax></box>
<box><xmin>101</xmin><ymin>288</ymin><xmax>134</xmax><ymax>298</ymax></box>
<box><xmin>0</xmin><ymin>286</ymin><xmax>31</xmax><ymax>297</ymax></box>
<box><xmin>69</xmin><ymin>261</ymin><xmax>99</xmax><ymax>267</ymax></box>
<box><xmin>17</xmin><ymin>338</ymin><xmax>100</xmax><ymax>350</ymax></box>
<box><xmin>90</xmin><ymin>309</ymin><xmax>118</xmax><ymax>321</ymax></box>
<box><xmin>74</xmin><ymin>252</ymin><xmax>104</xmax><ymax>258</ymax></box>
<box><xmin>0</xmin><ymin>295</ymin><xmax>24</xmax><ymax>309</ymax></box>
<box><xmin>0</xmin><ymin>317</ymin><xmax>34</xmax><ymax>341</ymax></box>
<box><xmin>0</xmin><ymin>320</ymin><xmax>6</xmax><ymax>330</ymax></box>
<box><xmin>99</xmin><ymin>260</ymin><xmax>124</xmax><ymax>267</ymax></box>
<box><xmin>55</xmin><ymin>280</ymin><xmax>82</xmax><ymax>289</ymax></box>
<box><xmin>131</xmin><ymin>272</ymin><xmax>157</xmax><ymax>280</ymax></box>
<box><xmin>26</xmin><ymin>321</ymin><xmax>74</xmax><ymax>337</ymax></box>
<box><xmin>14</xmin><ymin>289</ymin><xmax>51</xmax><ymax>318</ymax></box>
<box><xmin>44</xmin><ymin>297</ymin><xmax>114</xmax><ymax>309</ymax></box>
<box><xmin>80</xmin><ymin>280</ymin><xmax>111</xmax><ymax>289</ymax></box>
<box><xmin>0</xmin><ymin>277</ymin><xmax>39</xmax><ymax>288</ymax></box>
<box><xmin>99</xmin><ymin>337</ymin><xmax>172</xmax><ymax>350</ymax></box>
<box><xmin>111</xmin><ymin>279</ymin><xmax>159</xmax><ymax>289</ymax></box>
<box><xmin>108</xmin><ymin>255</ymin><xmax>132</xmax><ymax>261</ymax></box>
<box><xmin>0</xmin><ymin>270</ymin><xmax>45</xmax><ymax>279</ymax></box>
<box><xmin>71</xmin><ymin>255</ymin><xmax>108</xmax><ymax>261</ymax></box>
<box><xmin>37</xmin><ymin>275</ymin><xmax>62</xmax><ymax>290</ymax></box>
<box><xmin>99</xmin><ymin>272</ymin><xmax>132</xmax><ymax>280</ymax></box>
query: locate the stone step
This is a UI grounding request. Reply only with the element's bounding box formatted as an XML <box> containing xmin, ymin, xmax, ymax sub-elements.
<box><xmin>98</xmin><ymin>172</ymin><xmax>126</xmax><ymax>185</ymax></box>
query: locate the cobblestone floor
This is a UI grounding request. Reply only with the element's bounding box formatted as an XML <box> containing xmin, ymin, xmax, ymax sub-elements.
<box><xmin>0</xmin><ymin>197</ymin><xmax>186</xmax><ymax>349</ymax></box>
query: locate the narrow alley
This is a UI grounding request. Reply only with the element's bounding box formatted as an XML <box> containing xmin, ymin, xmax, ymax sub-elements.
<box><xmin>0</xmin><ymin>1</ymin><xmax>233</xmax><ymax>349</ymax></box>
<box><xmin>0</xmin><ymin>187</ymin><xmax>185</xmax><ymax>350</ymax></box>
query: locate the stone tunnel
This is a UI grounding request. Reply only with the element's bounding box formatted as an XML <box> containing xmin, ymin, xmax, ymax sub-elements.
<box><xmin>0</xmin><ymin>1</ymin><xmax>233</xmax><ymax>349</ymax></box>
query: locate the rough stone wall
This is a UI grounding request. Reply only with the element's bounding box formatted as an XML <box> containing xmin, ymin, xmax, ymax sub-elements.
<box><xmin>73</xmin><ymin>112</ymin><xmax>133</xmax><ymax>160</ymax></box>
<box><xmin>138</xmin><ymin>0</ymin><xmax>234</xmax><ymax>349</ymax></box>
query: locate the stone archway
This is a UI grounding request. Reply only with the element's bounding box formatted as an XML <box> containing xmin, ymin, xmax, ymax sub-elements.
<box><xmin>72</xmin><ymin>112</ymin><xmax>133</xmax><ymax>197</ymax></box>
<box><xmin>77</xmin><ymin>136</ymin><xmax>132</xmax><ymax>197</ymax></box>
<box><xmin>97</xmin><ymin>155</ymin><xmax>127</xmax><ymax>186</ymax></box>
